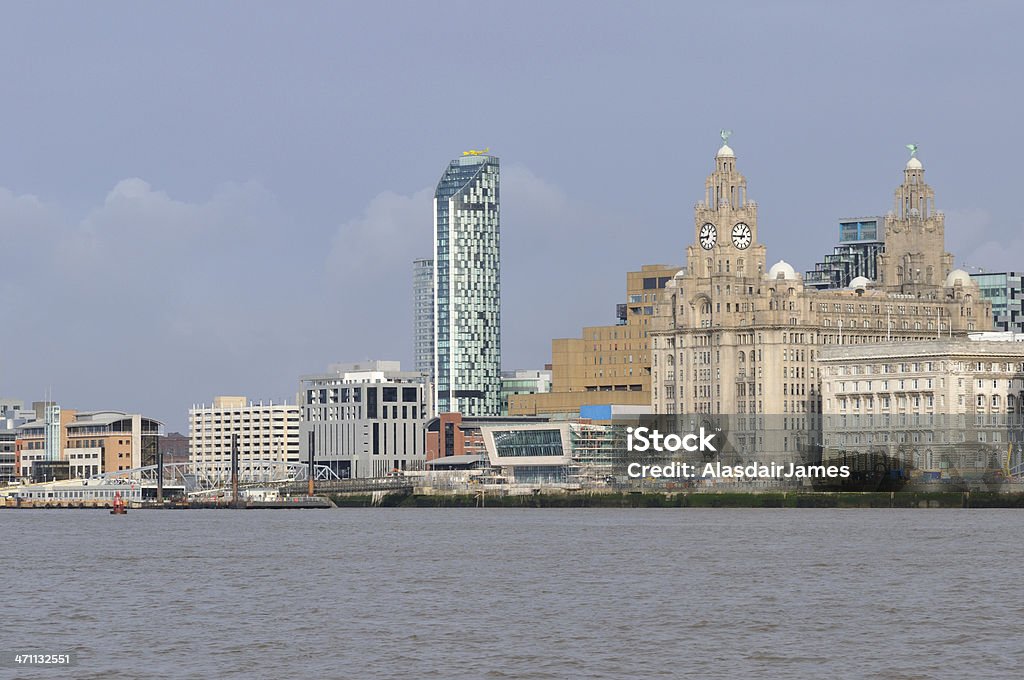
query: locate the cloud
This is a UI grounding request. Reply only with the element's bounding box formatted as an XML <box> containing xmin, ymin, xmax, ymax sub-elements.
<box><xmin>0</xmin><ymin>187</ymin><xmax>56</xmax><ymax>233</ymax></box>
<box><xmin>321</xmin><ymin>164</ymin><xmax>642</xmax><ymax>373</ymax></box>
<box><xmin>0</xmin><ymin>178</ymin><xmax>301</xmax><ymax>431</ymax></box>
<box><xmin>500</xmin><ymin>164</ymin><xmax>640</xmax><ymax>367</ymax></box>
<box><xmin>58</xmin><ymin>178</ymin><xmax>284</xmax><ymax>280</ymax></box>
<box><xmin>0</xmin><ymin>162</ymin><xmax>685</xmax><ymax>430</ymax></box>
<box><xmin>327</xmin><ymin>187</ymin><xmax>434</xmax><ymax>279</ymax></box>
<box><xmin>0</xmin><ymin>188</ymin><xmax>65</xmax><ymax>288</ymax></box>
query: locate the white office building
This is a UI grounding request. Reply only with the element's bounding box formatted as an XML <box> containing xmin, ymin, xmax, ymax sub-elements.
<box><xmin>300</xmin><ymin>361</ymin><xmax>431</xmax><ymax>479</ymax></box>
<box><xmin>188</xmin><ymin>396</ymin><xmax>301</xmax><ymax>481</ymax></box>
<box><xmin>819</xmin><ymin>340</ymin><xmax>1024</xmax><ymax>480</ymax></box>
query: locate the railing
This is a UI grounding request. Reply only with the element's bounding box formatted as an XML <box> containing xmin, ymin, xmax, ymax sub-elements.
<box><xmin>279</xmin><ymin>476</ymin><xmax>415</xmax><ymax>495</ymax></box>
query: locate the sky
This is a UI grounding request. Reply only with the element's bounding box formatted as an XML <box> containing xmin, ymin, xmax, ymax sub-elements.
<box><xmin>0</xmin><ymin>1</ymin><xmax>1022</xmax><ymax>432</ymax></box>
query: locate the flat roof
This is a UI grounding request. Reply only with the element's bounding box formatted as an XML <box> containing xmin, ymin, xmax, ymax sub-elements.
<box><xmin>426</xmin><ymin>454</ymin><xmax>487</xmax><ymax>467</ymax></box>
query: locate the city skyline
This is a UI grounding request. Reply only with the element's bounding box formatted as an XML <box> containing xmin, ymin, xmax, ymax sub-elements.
<box><xmin>1</xmin><ymin>2</ymin><xmax>1022</xmax><ymax>432</ymax></box>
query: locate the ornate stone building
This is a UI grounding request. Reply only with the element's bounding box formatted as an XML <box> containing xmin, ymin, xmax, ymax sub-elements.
<box><xmin>818</xmin><ymin>339</ymin><xmax>1024</xmax><ymax>482</ymax></box>
<box><xmin>875</xmin><ymin>150</ymin><xmax>954</xmax><ymax>291</ymax></box>
<box><xmin>650</xmin><ymin>136</ymin><xmax>992</xmax><ymax>459</ymax></box>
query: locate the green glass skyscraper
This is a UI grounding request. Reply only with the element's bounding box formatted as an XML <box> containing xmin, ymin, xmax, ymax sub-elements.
<box><xmin>433</xmin><ymin>153</ymin><xmax>501</xmax><ymax>416</ymax></box>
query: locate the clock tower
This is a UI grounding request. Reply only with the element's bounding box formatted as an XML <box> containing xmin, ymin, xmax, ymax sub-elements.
<box><xmin>652</xmin><ymin>134</ymin><xmax>990</xmax><ymax>440</ymax></box>
<box><xmin>687</xmin><ymin>131</ymin><xmax>767</xmax><ymax>280</ymax></box>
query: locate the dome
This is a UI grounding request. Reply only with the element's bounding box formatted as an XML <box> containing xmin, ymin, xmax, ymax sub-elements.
<box><xmin>906</xmin><ymin>156</ymin><xmax>923</xmax><ymax>170</ymax></box>
<box><xmin>945</xmin><ymin>269</ymin><xmax>971</xmax><ymax>287</ymax></box>
<box><xmin>717</xmin><ymin>144</ymin><xmax>734</xmax><ymax>158</ymax></box>
<box><xmin>768</xmin><ymin>260</ymin><xmax>797</xmax><ymax>280</ymax></box>
<box><xmin>848</xmin><ymin>276</ymin><xmax>872</xmax><ymax>290</ymax></box>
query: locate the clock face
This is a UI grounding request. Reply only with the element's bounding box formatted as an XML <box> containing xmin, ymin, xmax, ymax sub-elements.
<box><xmin>732</xmin><ymin>222</ymin><xmax>752</xmax><ymax>250</ymax></box>
<box><xmin>699</xmin><ymin>223</ymin><xmax>717</xmax><ymax>250</ymax></box>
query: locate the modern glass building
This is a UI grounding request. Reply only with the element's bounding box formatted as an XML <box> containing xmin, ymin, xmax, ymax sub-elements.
<box><xmin>479</xmin><ymin>420</ymin><xmax>631</xmax><ymax>486</ymax></box>
<box><xmin>433</xmin><ymin>153</ymin><xmax>501</xmax><ymax>416</ymax></box>
<box><xmin>500</xmin><ymin>369</ymin><xmax>551</xmax><ymax>415</ymax></box>
<box><xmin>481</xmin><ymin>423</ymin><xmax>571</xmax><ymax>485</ymax></box>
<box><xmin>804</xmin><ymin>217</ymin><xmax>885</xmax><ymax>290</ymax></box>
<box><xmin>413</xmin><ymin>257</ymin><xmax>435</xmax><ymax>379</ymax></box>
<box><xmin>970</xmin><ymin>272</ymin><xmax>1024</xmax><ymax>333</ymax></box>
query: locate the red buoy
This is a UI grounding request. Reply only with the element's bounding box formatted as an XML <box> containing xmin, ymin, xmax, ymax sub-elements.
<box><xmin>110</xmin><ymin>491</ymin><xmax>128</xmax><ymax>515</ymax></box>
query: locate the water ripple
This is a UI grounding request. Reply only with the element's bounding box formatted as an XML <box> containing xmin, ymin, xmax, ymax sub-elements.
<box><xmin>1</xmin><ymin>508</ymin><xmax>1021</xmax><ymax>678</ymax></box>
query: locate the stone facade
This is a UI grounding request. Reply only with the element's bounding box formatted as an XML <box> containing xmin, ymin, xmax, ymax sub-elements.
<box><xmin>876</xmin><ymin>156</ymin><xmax>954</xmax><ymax>291</ymax></box>
<box><xmin>651</xmin><ymin>139</ymin><xmax>993</xmax><ymax>432</ymax></box>
<box><xmin>819</xmin><ymin>340</ymin><xmax>1024</xmax><ymax>480</ymax></box>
